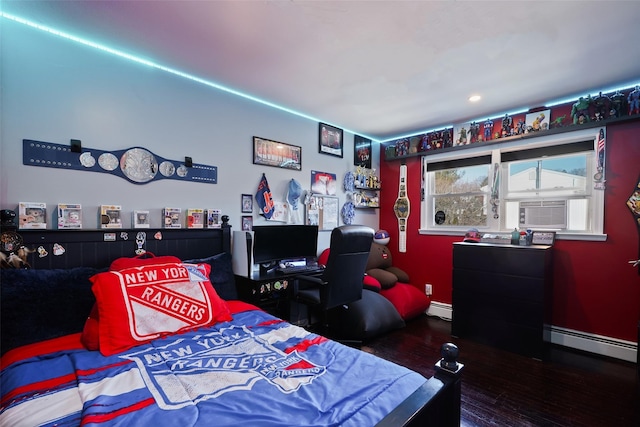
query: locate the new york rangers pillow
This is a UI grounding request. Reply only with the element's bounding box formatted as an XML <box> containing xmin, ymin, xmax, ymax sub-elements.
<box><xmin>90</xmin><ymin>260</ymin><xmax>232</xmax><ymax>356</ymax></box>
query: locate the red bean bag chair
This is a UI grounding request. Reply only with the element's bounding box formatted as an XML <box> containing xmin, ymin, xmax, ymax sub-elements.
<box><xmin>365</xmin><ymin>242</ymin><xmax>430</xmax><ymax>320</ymax></box>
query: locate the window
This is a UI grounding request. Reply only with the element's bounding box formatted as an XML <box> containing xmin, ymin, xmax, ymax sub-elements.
<box><xmin>430</xmin><ymin>163</ymin><xmax>490</xmax><ymax>227</ymax></box>
<box><xmin>421</xmin><ymin>128</ymin><xmax>605</xmax><ymax>240</ymax></box>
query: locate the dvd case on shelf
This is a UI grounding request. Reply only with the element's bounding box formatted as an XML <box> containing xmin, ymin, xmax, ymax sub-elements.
<box><xmin>57</xmin><ymin>203</ymin><xmax>82</xmax><ymax>229</ymax></box>
<box><xmin>163</xmin><ymin>207</ymin><xmax>182</xmax><ymax>228</ymax></box>
<box><xmin>187</xmin><ymin>208</ymin><xmax>205</xmax><ymax>229</ymax></box>
<box><xmin>206</xmin><ymin>209</ymin><xmax>222</xmax><ymax>228</ymax></box>
<box><xmin>100</xmin><ymin>205</ymin><xmax>122</xmax><ymax>229</ymax></box>
<box><xmin>18</xmin><ymin>202</ymin><xmax>47</xmax><ymax>229</ymax></box>
<box><xmin>133</xmin><ymin>210</ymin><xmax>150</xmax><ymax>228</ymax></box>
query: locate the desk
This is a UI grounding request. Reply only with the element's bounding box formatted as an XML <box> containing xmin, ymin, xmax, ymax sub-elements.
<box><xmin>234</xmin><ymin>268</ymin><xmax>323</xmax><ymax>321</ymax></box>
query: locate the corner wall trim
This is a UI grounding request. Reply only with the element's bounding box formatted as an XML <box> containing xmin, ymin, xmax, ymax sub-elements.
<box><xmin>429</xmin><ymin>301</ymin><xmax>638</xmax><ymax>363</ymax></box>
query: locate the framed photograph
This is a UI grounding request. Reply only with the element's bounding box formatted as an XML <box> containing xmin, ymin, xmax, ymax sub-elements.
<box><xmin>531</xmin><ymin>231</ymin><xmax>556</xmax><ymax>246</ymax></box>
<box><xmin>354</xmin><ymin>135</ymin><xmax>372</xmax><ymax>169</ymax></box>
<box><xmin>241</xmin><ymin>194</ymin><xmax>253</xmax><ymax>213</ymax></box>
<box><xmin>319</xmin><ymin>123</ymin><xmax>343</xmax><ymax>157</ymax></box>
<box><xmin>241</xmin><ymin>215</ymin><xmax>253</xmax><ymax>231</ymax></box>
<box><xmin>253</xmin><ymin>136</ymin><xmax>301</xmax><ymax>170</ymax></box>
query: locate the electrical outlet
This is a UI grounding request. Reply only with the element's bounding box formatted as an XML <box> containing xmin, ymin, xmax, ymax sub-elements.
<box><xmin>424</xmin><ymin>284</ymin><xmax>432</xmax><ymax>296</ymax></box>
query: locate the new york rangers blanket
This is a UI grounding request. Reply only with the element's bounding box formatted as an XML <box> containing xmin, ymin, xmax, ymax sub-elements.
<box><xmin>1</xmin><ymin>307</ymin><xmax>426</xmax><ymax>426</ymax></box>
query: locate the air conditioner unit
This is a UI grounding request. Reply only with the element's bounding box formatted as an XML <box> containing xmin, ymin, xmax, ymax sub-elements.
<box><xmin>519</xmin><ymin>200</ymin><xmax>567</xmax><ymax>228</ymax></box>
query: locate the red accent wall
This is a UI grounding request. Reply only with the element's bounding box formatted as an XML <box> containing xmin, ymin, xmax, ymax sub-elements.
<box><xmin>379</xmin><ymin>119</ymin><xmax>640</xmax><ymax>342</ymax></box>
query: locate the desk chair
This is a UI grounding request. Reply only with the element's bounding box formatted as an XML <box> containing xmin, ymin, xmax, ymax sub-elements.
<box><xmin>294</xmin><ymin>225</ymin><xmax>374</xmax><ymax>336</ymax></box>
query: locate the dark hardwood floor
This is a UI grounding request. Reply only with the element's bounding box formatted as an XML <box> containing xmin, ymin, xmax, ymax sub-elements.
<box><xmin>360</xmin><ymin>314</ymin><xmax>639</xmax><ymax>427</ymax></box>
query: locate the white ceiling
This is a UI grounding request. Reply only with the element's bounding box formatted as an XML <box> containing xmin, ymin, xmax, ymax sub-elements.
<box><xmin>4</xmin><ymin>0</ymin><xmax>640</xmax><ymax>141</ymax></box>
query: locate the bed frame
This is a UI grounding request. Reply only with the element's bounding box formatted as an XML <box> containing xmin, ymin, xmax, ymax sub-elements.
<box><xmin>10</xmin><ymin>219</ymin><xmax>463</xmax><ymax>427</ymax></box>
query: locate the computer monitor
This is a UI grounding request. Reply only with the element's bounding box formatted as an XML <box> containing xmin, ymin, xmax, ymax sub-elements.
<box><xmin>252</xmin><ymin>225</ymin><xmax>319</xmax><ymax>265</ymax></box>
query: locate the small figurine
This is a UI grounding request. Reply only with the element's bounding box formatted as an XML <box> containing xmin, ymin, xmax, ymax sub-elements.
<box><xmin>501</xmin><ymin>114</ymin><xmax>513</xmax><ymax>137</ymax></box>
<box><xmin>442</xmin><ymin>128</ymin><xmax>452</xmax><ymax>148</ymax></box>
<box><xmin>395</xmin><ymin>138</ymin><xmax>409</xmax><ymax>157</ymax></box>
<box><xmin>550</xmin><ymin>115</ymin><xmax>566</xmax><ymax>128</ymax></box>
<box><xmin>429</xmin><ymin>131</ymin><xmax>443</xmax><ymax>149</ymax></box>
<box><xmin>571</xmin><ymin>96</ymin><xmax>591</xmax><ymax>124</ymax></box>
<box><xmin>515</xmin><ymin>119</ymin><xmax>526</xmax><ymax>135</ymax></box>
<box><xmin>610</xmin><ymin>90</ymin><xmax>627</xmax><ymax>118</ymax></box>
<box><xmin>469</xmin><ymin>121</ymin><xmax>480</xmax><ymax>143</ymax></box>
<box><xmin>419</xmin><ymin>133</ymin><xmax>430</xmax><ymax>151</ymax></box>
<box><xmin>628</xmin><ymin>85</ymin><xmax>640</xmax><ymax>115</ymax></box>
<box><xmin>456</xmin><ymin>127</ymin><xmax>467</xmax><ymax>146</ymax></box>
<box><xmin>592</xmin><ymin>91</ymin><xmax>610</xmax><ymax>121</ymax></box>
<box><xmin>483</xmin><ymin>118</ymin><xmax>494</xmax><ymax>141</ymax></box>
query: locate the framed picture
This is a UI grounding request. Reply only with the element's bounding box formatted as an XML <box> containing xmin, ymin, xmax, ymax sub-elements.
<box><xmin>253</xmin><ymin>136</ymin><xmax>301</xmax><ymax>170</ymax></box>
<box><xmin>525</xmin><ymin>109</ymin><xmax>550</xmax><ymax>133</ymax></box>
<box><xmin>354</xmin><ymin>135</ymin><xmax>372</xmax><ymax>169</ymax></box>
<box><xmin>241</xmin><ymin>215</ymin><xmax>253</xmax><ymax>231</ymax></box>
<box><xmin>319</xmin><ymin>123</ymin><xmax>343</xmax><ymax>157</ymax></box>
<box><xmin>311</xmin><ymin>170</ymin><xmax>337</xmax><ymax>195</ymax></box>
<box><xmin>241</xmin><ymin>194</ymin><xmax>253</xmax><ymax>213</ymax></box>
<box><xmin>531</xmin><ymin>231</ymin><xmax>556</xmax><ymax>246</ymax></box>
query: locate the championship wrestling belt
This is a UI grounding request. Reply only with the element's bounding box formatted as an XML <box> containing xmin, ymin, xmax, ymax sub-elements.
<box><xmin>393</xmin><ymin>164</ymin><xmax>410</xmax><ymax>252</ymax></box>
<box><xmin>23</xmin><ymin>140</ymin><xmax>217</xmax><ymax>185</ymax></box>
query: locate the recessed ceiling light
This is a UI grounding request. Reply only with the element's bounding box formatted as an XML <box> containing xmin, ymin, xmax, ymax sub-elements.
<box><xmin>469</xmin><ymin>95</ymin><xmax>482</xmax><ymax>102</ymax></box>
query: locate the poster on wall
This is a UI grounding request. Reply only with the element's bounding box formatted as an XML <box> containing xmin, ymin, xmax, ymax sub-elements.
<box><xmin>319</xmin><ymin>123</ymin><xmax>343</xmax><ymax>158</ymax></box>
<box><xmin>354</xmin><ymin>135</ymin><xmax>372</xmax><ymax>169</ymax></box>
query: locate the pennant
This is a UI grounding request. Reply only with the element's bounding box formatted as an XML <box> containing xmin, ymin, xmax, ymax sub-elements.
<box><xmin>255</xmin><ymin>173</ymin><xmax>275</xmax><ymax>219</ymax></box>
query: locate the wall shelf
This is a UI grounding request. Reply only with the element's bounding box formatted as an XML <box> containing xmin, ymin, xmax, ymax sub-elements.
<box><xmin>384</xmin><ymin>111</ymin><xmax>640</xmax><ymax>162</ymax></box>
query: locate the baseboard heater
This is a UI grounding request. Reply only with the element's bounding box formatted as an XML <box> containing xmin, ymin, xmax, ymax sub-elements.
<box><xmin>427</xmin><ymin>301</ymin><xmax>638</xmax><ymax>363</ymax></box>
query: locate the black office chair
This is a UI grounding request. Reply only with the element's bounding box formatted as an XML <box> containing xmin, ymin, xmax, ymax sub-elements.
<box><xmin>294</xmin><ymin>225</ymin><xmax>374</xmax><ymax>336</ymax></box>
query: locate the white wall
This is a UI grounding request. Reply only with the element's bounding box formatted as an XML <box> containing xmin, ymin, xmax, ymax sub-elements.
<box><xmin>0</xmin><ymin>20</ymin><xmax>379</xmax><ymax>252</ymax></box>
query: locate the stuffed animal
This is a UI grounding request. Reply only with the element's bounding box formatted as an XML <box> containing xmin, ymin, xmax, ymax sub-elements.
<box><xmin>365</xmin><ymin>242</ymin><xmax>410</xmax><ymax>289</ymax></box>
<box><xmin>364</xmin><ymin>239</ymin><xmax>431</xmax><ymax>321</ymax></box>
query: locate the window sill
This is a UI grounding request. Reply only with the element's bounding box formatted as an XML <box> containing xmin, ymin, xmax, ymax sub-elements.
<box><xmin>418</xmin><ymin>228</ymin><xmax>607</xmax><ymax>242</ymax></box>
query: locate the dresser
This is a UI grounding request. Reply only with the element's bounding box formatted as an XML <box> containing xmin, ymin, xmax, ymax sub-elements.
<box><xmin>452</xmin><ymin>242</ymin><xmax>553</xmax><ymax>359</ymax></box>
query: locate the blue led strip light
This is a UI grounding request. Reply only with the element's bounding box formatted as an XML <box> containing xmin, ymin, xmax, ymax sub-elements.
<box><xmin>1</xmin><ymin>12</ymin><xmax>374</xmax><ymax>143</ymax></box>
<box><xmin>23</xmin><ymin>139</ymin><xmax>217</xmax><ymax>185</ymax></box>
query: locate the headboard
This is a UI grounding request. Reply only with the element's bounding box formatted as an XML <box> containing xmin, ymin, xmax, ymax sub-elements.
<box><xmin>19</xmin><ymin>224</ymin><xmax>231</xmax><ymax>269</ymax></box>
<box><xmin>1</xmin><ymin>222</ymin><xmax>233</xmax><ymax>355</ymax></box>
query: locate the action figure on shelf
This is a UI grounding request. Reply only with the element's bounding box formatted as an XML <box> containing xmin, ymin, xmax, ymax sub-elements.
<box><xmin>550</xmin><ymin>115</ymin><xmax>566</xmax><ymax>128</ymax></box>
<box><xmin>592</xmin><ymin>91</ymin><xmax>610</xmax><ymax>121</ymax></box>
<box><xmin>456</xmin><ymin>127</ymin><xmax>467</xmax><ymax>145</ymax></box>
<box><xmin>442</xmin><ymin>128</ymin><xmax>452</xmax><ymax>148</ymax></box>
<box><xmin>501</xmin><ymin>114</ymin><xmax>513</xmax><ymax>137</ymax></box>
<box><xmin>515</xmin><ymin>119</ymin><xmax>526</xmax><ymax>135</ymax></box>
<box><xmin>628</xmin><ymin>85</ymin><xmax>640</xmax><ymax>115</ymax></box>
<box><xmin>610</xmin><ymin>90</ymin><xmax>627</xmax><ymax>118</ymax></box>
<box><xmin>419</xmin><ymin>133</ymin><xmax>430</xmax><ymax>151</ymax></box>
<box><xmin>571</xmin><ymin>96</ymin><xmax>591</xmax><ymax>124</ymax></box>
<box><xmin>395</xmin><ymin>138</ymin><xmax>409</xmax><ymax>157</ymax></box>
<box><xmin>483</xmin><ymin>118</ymin><xmax>494</xmax><ymax>141</ymax></box>
<box><xmin>469</xmin><ymin>121</ymin><xmax>480</xmax><ymax>143</ymax></box>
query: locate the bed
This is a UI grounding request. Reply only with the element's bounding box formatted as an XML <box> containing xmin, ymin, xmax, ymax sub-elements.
<box><xmin>0</xmin><ymin>223</ymin><xmax>462</xmax><ymax>426</ymax></box>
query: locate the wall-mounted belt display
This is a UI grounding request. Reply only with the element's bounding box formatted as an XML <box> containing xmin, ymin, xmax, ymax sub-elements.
<box><xmin>23</xmin><ymin>139</ymin><xmax>217</xmax><ymax>185</ymax></box>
